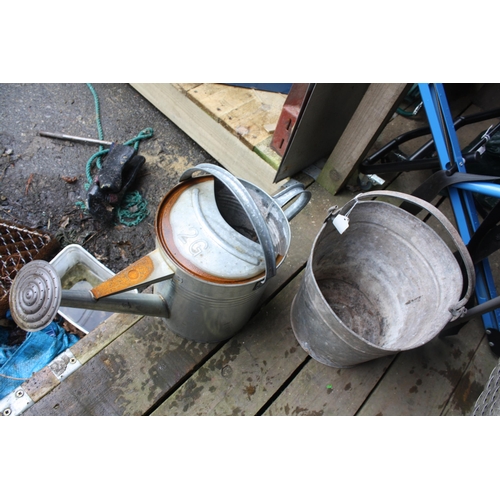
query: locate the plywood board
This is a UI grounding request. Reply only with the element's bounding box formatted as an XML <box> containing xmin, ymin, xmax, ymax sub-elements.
<box><xmin>182</xmin><ymin>83</ymin><xmax>286</xmax><ymax>149</ymax></box>
<box><xmin>130</xmin><ymin>84</ymin><xmax>285</xmax><ymax>194</ymax></box>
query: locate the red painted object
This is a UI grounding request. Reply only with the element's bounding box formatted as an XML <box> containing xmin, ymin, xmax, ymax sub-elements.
<box><xmin>271</xmin><ymin>83</ymin><xmax>312</xmax><ymax>157</ymax></box>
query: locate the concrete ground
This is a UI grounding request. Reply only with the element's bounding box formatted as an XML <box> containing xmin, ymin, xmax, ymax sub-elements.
<box><xmin>0</xmin><ymin>83</ymin><xmax>219</xmax><ymax>275</ymax></box>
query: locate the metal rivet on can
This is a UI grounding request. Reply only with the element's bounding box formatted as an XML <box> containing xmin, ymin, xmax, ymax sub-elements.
<box><xmin>3</xmin><ymin>408</ymin><xmax>12</xmax><ymax>416</ymax></box>
<box><xmin>15</xmin><ymin>390</ymin><xmax>24</xmax><ymax>398</ymax></box>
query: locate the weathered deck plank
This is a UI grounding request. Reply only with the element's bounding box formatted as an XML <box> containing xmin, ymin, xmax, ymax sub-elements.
<box><xmin>21</xmin><ymin>312</ymin><xmax>143</xmax><ymax>404</ymax></box>
<box><xmin>151</xmin><ymin>275</ymin><xmax>306</xmax><ymax>416</ymax></box>
<box><xmin>24</xmin><ymin>315</ymin><xmax>217</xmax><ymax>416</ymax></box>
<box><xmin>442</xmin><ymin>331</ymin><xmax>499</xmax><ymax>415</ymax></box>
<box><xmin>263</xmin><ymin>356</ymin><xmax>393</xmax><ymax>416</ymax></box>
<box><xmin>356</xmin><ymin>318</ymin><xmax>486</xmax><ymax>416</ymax></box>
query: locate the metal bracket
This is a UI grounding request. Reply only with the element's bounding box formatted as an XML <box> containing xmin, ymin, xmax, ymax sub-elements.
<box><xmin>49</xmin><ymin>349</ymin><xmax>81</xmax><ymax>381</ymax></box>
<box><xmin>0</xmin><ymin>387</ymin><xmax>34</xmax><ymax>416</ymax></box>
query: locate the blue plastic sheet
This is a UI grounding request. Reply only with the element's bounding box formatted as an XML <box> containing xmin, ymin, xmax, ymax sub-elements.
<box><xmin>0</xmin><ymin>312</ymin><xmax>79</xmax><ymax>400</ymax></box>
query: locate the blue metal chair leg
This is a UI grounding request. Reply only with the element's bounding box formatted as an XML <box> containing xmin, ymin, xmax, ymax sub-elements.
<box><xmin>418</xmin><ymin>83</ymin><xmax>500</xmax><ymax>350</ymax></box>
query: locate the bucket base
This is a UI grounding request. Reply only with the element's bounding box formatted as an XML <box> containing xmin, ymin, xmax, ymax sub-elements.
<box><xmin>317</xmin><ymin>278</ymin><xmax>384</xmax><ymax>345</ymax></box>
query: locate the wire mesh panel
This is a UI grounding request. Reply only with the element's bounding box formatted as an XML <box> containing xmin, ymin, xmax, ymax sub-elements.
<box><xmin>473</xmin><ymin>360</ymin><xmax>500</xmax><ymax>415</ymax></box>
<box><xmin>0</xmin><ymin>219</ymin><xmax>59</xmax><ymax>317</ymax></box>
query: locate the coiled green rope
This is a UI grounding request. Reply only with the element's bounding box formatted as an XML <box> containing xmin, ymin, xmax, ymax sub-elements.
<box><xmin>80</xmin><ymin>84</ymin><xmax>153</xmax><ymax>226</ymax></box>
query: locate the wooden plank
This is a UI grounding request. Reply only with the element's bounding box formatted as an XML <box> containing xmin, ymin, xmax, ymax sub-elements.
<box><xmin>253</xmin><ymin>136</ymin><xmax>282</xmax><ymax>171</ymax></box>
<box><xmin>175</xmin><ymin>83</ymin><xmax>201</xmax><ymax>93</ymax></box>
<box><xmin>316</xmin><ymin>83</ymin><xmax>411</xmax><ymax>195</ymax></box>
<box><xmin>23</xmin><ymin>315</ymin><xmax>217</xmax><ymax>416</ymax></box>
<box><xmin>185</xmin><ymin>83</ymin><xmax>257</xmax><ymax>122</ymax></box>
<box><xmin>151</xmin><ymin>274</ymin><xmax>307</xmax><ymax>416</ymax></box>
<box><xmin>130</xmin><ymin>84</ymin><xmax>285</xmax><ymax>194</ymax></box>
<box><xmin>70</xmin><ymin>313</ymin><xmax>143</xmax><ymax>364</ymax></box>
<box><xmin>442</xmin><ymin>333</ymin><xmax>499</xmax><ymax>415</ymax></box>
<box><xmin>442</xmin><ymin>232</ymin><xmax>500</xmax><ymax>415</ymax></box>
<box><xmin>356</xmin><ymin>317</ymin><xmax>486</xmax><ymax>416</ymax></box>
<box><xmin>216</xmin><ymin>97</ymin><xmax>284</xmax><ymax>149</ymax></box>
<box><xmin>21</xmin><ymin>312</ymin><xmax>142</xmax><ymax>403</ymax></box>
<box><xmin>263</xmin><ymin>356</ymin><xmax>393</xmax><ymax>416</ymax></box>
<box><xmin>180</xmin><ymin>83</ymin><xmax>286</xmax><ymax>155</ymax></box>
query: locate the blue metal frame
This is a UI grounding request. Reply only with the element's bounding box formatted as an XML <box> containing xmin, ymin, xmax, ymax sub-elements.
<box><xmin>418</xmin><ymin>83</ymin><xmax>500</xmax><ymax>333</ymax></box>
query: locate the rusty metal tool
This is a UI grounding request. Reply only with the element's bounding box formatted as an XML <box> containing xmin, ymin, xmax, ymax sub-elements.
<box><xmin>39</xmin><ymin>131</ymin><xmax>113</xmax><ymax>146</ymax></box>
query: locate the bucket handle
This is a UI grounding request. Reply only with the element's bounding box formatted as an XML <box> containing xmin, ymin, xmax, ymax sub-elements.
<box><xmin>272</xmin><ymin>182</ymin><xmax>312</xmax><ymax>222</ymax></box>
<box><xmin>339</xmin><ymin>190</ymin><xmax>476</xmax><ymax>320</ymax></box>
<box><xmin>180</xmin><ymin>164</ymin><xmax>277</xmax><ymax>285</ymax></box>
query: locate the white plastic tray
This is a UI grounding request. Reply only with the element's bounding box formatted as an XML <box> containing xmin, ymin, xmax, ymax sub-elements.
<box><xmin>50</xmin><ymin>244</ymin><xmax>115</xmax><ymax>334</ymax></box>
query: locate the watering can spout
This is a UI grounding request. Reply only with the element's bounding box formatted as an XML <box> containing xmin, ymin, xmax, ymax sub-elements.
<box><xmin>90</xmin><ymin>248</ymin><xmax>175</xmax><ymax>299</ymax></box>
<box><xmin>8</xmin><ymin>259</ymin><xmax>171</xmax><ymax>332</ymax></box>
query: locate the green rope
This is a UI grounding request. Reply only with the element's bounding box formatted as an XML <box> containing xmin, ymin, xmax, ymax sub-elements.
<box><xmin>124</xmin><ymin>127</ymin><xmax>155</xmax><ymax>150</ymax></box>
<box><xmin>84</xmin><ymin>149</ymin><xmax>108</xmax><ymax>189</ymax></box>
<box><xmin>80</xmin><ymin>84</ymin><xmax>153</xmax><ymax>226</ymax></box>
<box><xmin>116</xmin><ymin>191</ymin><xmax>149</xmax><ymax>226</ymax></box>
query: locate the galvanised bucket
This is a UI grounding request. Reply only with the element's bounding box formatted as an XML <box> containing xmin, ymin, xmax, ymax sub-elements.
<box><xmin>290</xmin><ymin>191</ymin><xmax>475</xmax><ymax>368</ymax></box>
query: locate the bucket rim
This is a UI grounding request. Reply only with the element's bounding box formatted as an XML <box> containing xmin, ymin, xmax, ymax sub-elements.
<box><xmin>307</xmin><ymin>201</ymin><xmax>462</xmax><ymax>351</ymax></box>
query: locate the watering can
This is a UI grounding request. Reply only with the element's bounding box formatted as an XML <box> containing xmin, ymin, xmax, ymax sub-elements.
<box><xmin>9</xmin><ymin>164</ymin><xmax>311</xmax><ymax>343</ymax></box>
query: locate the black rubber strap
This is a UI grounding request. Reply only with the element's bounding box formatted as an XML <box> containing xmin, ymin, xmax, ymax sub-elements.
<box><xmin>400</xmin><ymin>171</ymin><xmax>500</xmax><ymax>216</ymax></box>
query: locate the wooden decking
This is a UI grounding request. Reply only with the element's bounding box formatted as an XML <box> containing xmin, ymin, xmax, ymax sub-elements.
<box><xmin>16</xmin><ymin>83</ymin><xmax>500</xmax><ymax>416</ymax></box>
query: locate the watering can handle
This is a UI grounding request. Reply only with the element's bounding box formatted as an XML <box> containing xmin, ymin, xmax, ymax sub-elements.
<box><xmin>347</xmin><ymin>190</ymin><xmax>475</xmax><ymax>319</ymax></box>
<box><xmin>272</xmin><ymin>183</ymin><xmax>312</xmax><ymax>222</ymax></box>
<box><xmin>179</xmin><ymin>164</ymin><xmax>277</xmax><ymax>284</ymax></box>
